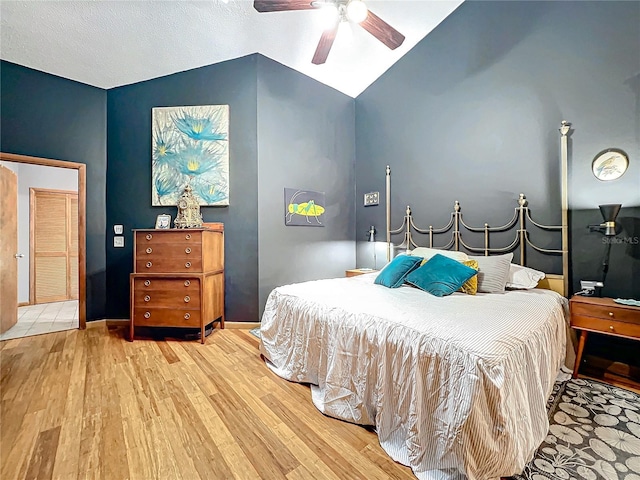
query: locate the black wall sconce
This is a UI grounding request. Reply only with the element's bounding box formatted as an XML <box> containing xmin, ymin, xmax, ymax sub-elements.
<box><xmin>588</xmin><ymin>204</ymin><xmax>622</xmax><ymax>293</ymax></box>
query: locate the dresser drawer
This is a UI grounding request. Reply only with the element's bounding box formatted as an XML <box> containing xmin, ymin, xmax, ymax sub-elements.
<box><xmin>133</xmin><ymin>308</ymin><xmax>200</xmax><ymax>327</ymax></box>
<box><xmin>136</xmin><ymin>230</ymin><xmax>202</xmax><ymax>245</ymax></box>
<box><xmin>133</xmin><ymin>289</ymin><xmax>200</xmax><ymax>309</ymax></box>
<box><xmin>571</xmin><ymin>314</ymin><xmax>640</xmax><ymax>338</ymax></box>
<box><xmin>133</xmin><ymin>277</ymin><xmax>200</xmax><ymax>291</ymax></box>
<box><xmin>136</xmin><ymin>257</ymin><xmax>203</xmax><ymax>273</ymax></box>
<box><xmin>136</xmin><ymin>242</ymin><xmax>202</xmax><ymax>260</ymax></box>
<box><xmin>571</xmin><ymin>302</ymin><xmax>640</xmax><ymax>324</ymax></box>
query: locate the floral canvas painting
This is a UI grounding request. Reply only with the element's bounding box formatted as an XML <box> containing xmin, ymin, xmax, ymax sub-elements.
<box><xmin>152</xmin><ymin>105</ymin><xmax>229</xmax><ymax>206</ymax></box>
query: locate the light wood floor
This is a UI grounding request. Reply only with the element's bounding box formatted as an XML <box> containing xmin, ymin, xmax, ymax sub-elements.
<box><xmin>0</xmin><ymin>322</ymin><xmax>415</xmax><ymax>480</ymax></box>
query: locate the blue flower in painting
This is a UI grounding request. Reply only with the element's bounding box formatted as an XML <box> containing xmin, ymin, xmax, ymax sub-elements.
<box><xmin>172</xmin><ymin>113</ymin><xmax>227</xmax><ymax>142</ymax></box>
<box><xmin>152</xmin><ymin>129</ymin><xmax>178</xmax><ymax>166</ymax></box>
<box><xmin>193</xmin><ymin>180</ymin><xmax>228</xmax><ymax>204</ymax></box>
<box><xmin>154</xmin><ymin>167</ymin><xmax>182</xmax><ymax>205</ymax></box>
<box><xmin>177</xmin><ymin>144</ymin><xmax>222</xmax><ymax>177</ymax></box>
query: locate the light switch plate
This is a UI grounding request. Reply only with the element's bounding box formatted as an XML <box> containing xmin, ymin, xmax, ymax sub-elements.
<box><xmin>114</xmin><ymin>236</ymin><xmax>125</xmax><ymax>248</ymax></box>
<box><xmin>114</xmin><ymin>224</ymin><xmax>123</xmax><ymax>235</ymax></box>
<box><xmin>364</xmin><ymin>191</ymin><xmax>379</xmax><ymax>206</ymax></box>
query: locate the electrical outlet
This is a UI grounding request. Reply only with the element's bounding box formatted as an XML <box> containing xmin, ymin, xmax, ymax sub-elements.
<box><xmin>114</xmin><ymin>236</ymin><xmax>125</xmax><ymax>248</ymax></box>
<box><xmin>364</xmin><ymin>191</ymin><xmax>379</xmax><ymax>207</ymax></box>
<box><xmin>114</xmin><ymin>224</ymin><xmax>123</xmax><ymax>235</ymax></box>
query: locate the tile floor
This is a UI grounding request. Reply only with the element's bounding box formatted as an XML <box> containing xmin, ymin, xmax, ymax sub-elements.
<box><xmin>0</xmin><ymin>300</ymin><xmax>79</xmax><ymax>341</ymax></box>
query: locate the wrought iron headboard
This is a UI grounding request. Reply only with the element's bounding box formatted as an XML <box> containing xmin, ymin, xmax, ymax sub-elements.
<box><xmin>385</xmin><ymin>121</ymin><xmax>571</xmax><ymax>296</ymax></box>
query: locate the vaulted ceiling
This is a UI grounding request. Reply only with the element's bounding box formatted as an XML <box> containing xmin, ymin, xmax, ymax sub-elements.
<box><xmin>0</xmin><ymin>0</ymin><xmax>463</xmax><ymax>98</ymax></box>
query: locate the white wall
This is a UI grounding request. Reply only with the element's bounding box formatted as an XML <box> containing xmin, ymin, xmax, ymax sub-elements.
<box><xmin>0</xmin><ymin>161</ymin><xmax>78</xmax><ymax>304</ymax></box>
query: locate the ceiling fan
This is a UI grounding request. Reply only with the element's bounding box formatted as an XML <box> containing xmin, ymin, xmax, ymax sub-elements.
<box><xmin>253</xmin><ymin>0</ymin><xmax>406</xmax><ymax>65</ymax></box>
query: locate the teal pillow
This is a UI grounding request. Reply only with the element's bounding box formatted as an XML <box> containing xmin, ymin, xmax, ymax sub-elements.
<box><xmin>374</xmin><ymin>255</ymin><xmax>423</xmax><ymax>288</ymax></box>
<box><xmin>405</xmin><ymin>254</ymin><xmax>477</xmax><ymax>297</ymax></box>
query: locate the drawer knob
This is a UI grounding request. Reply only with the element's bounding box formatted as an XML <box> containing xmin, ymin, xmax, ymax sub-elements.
<box><xmin>185</xmin><ymin>247</ymin><xmax>192</xmax><ymax>254</ymax></box>
<box><xmin>146</xmin><ymin>234</ymin><xmax>152</xmax><ymax>240</ymax></box>
<box><xmin>185</xmin><ymin>234</ymin><xmax>191</xmax><ymax>240</ymax></box>
<box><xmin>184</xmin><ymin>280</ymin><xmax>191</xmax><ymax>287</ymax></box>
<box><xmin>144</xmin><ymin>280</ymin><xmax>151</xmax><ymax>287</ymax></box>
<box><xmin>609</xmin><ymin>312</ymin><xmax>614</xmax><ymax>317</ymax></box>
<box><xmin>146</xmin><ymin>247</ymin><xmax>153</xmax><ymax>254</ymax></box>
<box><xmin>144</xmin><ymin>311</ymin><xmax>151</xmax><ymax>319</ymax></box>
<box><xmin>146</xmin><ymin>261</ymin><xmax>152</xmax><ymax>268</ymax></box>
<box><xmin>185</xmin><ymin>262</ymin><xmax>191</xmax><ymax>268</ymax></box>
<box><xmin>184</xmin><ymin>313</ymin><xmax>191</xmax><ymax>320</ymax></box>
<box><xmin>144</xmin><ymin>295</ymin><xmax>151</xmax><ymax>302</ymax></box>
<box><xmin>184</xmin><ymin>296</ymin><xmax>190</xmax><ymax>303</ymax></box>
<box><xmin>609</xmin><ymin>325</ymin><xmax>614</xmax><ymax>331</ymax></box>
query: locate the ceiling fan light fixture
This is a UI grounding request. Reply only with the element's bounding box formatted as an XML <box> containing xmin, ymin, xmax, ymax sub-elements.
<box><xmin>346</xmin><ymin>0</ymin><xmax>368</xmax><ymax>23</ymax></box>
<box><xmin>316</xmin><ymin>2</ymin><xmax>340</xmax><ymax>29</ymax></box>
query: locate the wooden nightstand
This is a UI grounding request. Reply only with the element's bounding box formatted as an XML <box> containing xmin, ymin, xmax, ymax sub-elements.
<box><xmin>345</xmin><ymin>268</ymin><xmax>378</xmax><ymax>277</ymax></box>
<box><xmin>569</xmin><ymin>296</ymin><xmax>640</xmax><ymax>379</ymax></box>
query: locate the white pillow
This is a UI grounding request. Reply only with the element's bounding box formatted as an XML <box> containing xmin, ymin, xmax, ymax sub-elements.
<box><xmin>409</xmin><ymin>247</ymin><xmax>469</xmax><ymax>262</ymax></box>
<box><xmin>468</xmin><ymin>253</ymin><xmax>514</xmax><ymax>293</ymax></box>
<box><xmin>506</xmin><ymin>264</ymin><xmax>545</xmax><ymax>289</ymax></box>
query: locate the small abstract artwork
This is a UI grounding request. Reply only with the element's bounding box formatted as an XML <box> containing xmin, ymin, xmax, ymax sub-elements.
<box><xmin>284</xmin><ymin>188</ymin><xmax>326</xmax><ymax>227</ymax></box>
<box><xmin>152</xmin><ymin>105</ymin><xmax>229</xmax><ymax>206</ymax></box>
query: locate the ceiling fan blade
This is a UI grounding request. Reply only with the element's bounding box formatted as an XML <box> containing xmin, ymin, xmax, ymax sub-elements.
<box><xmin>312</xmin><ymin>21</ymin><xmax>340</xmax><ymax>65</ymax></box>
<box><xmin>360</xmin><ymin>10</ymin><xmax>405</xmax><ymax>50</ymax></box>
<box><xmin>253</xmin><ymin>0</ymin><xmax>315</xmax><ymax>13</ymax></box>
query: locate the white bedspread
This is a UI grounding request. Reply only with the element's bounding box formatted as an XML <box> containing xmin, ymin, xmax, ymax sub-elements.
<box><xmin>259</xmin><ymin>273</ymin><xmax>568</xmax><ymax>480</ymax></box>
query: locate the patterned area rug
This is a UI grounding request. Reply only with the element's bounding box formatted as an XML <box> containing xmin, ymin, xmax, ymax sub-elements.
<box><xmin>512</xmin><ymin>377</ymin><xmax>640</xmax><ymax>480</ymax></box>
<box><xmin>249</xmin><ymin>327</ymin><xmax>261</xmax><ymax>339</ymax></box>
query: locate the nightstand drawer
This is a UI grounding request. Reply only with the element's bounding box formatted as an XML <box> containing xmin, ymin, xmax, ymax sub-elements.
<box><xmin>571</xmin><ymin>301</ymin><xmax>640</xmax><ymax>324</ymax></box>
<box><xmin>571</xmin><ymin>314</ymin><xmax>640</xmax><ymax>338</ymax></box>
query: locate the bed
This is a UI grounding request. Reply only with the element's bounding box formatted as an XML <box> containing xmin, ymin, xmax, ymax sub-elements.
<box><xmin>260</xmin><ymin>122</ymin><xmax>574</xmax><ymax>479</ymax></box>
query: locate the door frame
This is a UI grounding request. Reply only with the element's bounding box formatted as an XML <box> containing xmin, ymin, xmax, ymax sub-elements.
<box><xmin>0</xmin><ymin>152</ymin><xmax>87</xmax><ymax>329</ymax></box>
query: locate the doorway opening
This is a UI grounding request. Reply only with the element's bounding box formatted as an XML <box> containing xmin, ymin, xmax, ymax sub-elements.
<box><xmin>0</xmin><ymin>152</ymin><xmax>86</xmax><ymax>338</ymax></box>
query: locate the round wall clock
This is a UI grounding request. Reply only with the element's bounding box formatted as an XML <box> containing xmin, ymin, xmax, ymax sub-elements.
<box><xmin>591</xmin><ymin>148</ymin><xmax>629</xmax><ymax>181</ymax></box>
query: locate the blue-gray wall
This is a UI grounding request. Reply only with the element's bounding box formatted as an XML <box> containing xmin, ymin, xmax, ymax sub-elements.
<box><xmin>106</xmin><ymin>55</ymin><xmax>259</xmax><ymax>321</ymax></box>
<box><xmin>355</xmin><ymin>0</ymin><xmax>639</xmax><ymax>299</ymax></box>
<box><xmin>106</xmin><ymin>54</ymin><xmax>356</xmax><ymax>321</ymax></box>
<box><xmin>257</xmin><ymin>56</ymin><xmax>356</xmax><ymax>314</ymax></box>
<box><xmin>0</xmin><ymin>60</ymin><xmax>108</xmax><ymax>319</ymax></box>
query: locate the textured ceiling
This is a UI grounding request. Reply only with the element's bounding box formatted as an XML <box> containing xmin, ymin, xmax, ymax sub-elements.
<box><xmin>0</xmin><ymin>0</ymin><xmax>463</xmax><ymax>98</ymax></box>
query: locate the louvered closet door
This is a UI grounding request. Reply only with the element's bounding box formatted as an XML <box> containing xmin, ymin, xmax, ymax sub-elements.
<box><xmin>30</xmin><ymin>189</ymin><xmax>78</xmax><ymax>304</ymax></box>
<box><xmin>69</xmin><ymin>196</ymin><xmax>79</xmax><ymax>299</ymax></box>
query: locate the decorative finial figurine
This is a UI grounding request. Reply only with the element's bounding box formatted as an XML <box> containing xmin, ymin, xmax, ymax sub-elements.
<box><xmin>518</xmin><ymin>193</ymin><xmax>528</xmax><ymax>207</ymax></box>
<box><xmin>174</xmin><ymin>184</ymin><xmax>203</xmax><ymax>228</ymax></box>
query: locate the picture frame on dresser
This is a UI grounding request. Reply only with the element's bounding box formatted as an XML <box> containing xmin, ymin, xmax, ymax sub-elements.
<box><xmin>155</xmin><ymin>214</ymin><xmax>171</xmax><ymax>229</ymax></box>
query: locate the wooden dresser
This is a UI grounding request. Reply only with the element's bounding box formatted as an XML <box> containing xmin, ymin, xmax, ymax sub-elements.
<box><xmin>569</xmin><ymin>295</ymin><xmax>640</xmax><ymax>378</ymax></box>
<box><xmin>129</xmin><ymin>225</ymin><xmax>224</xmax><ymax>343</ymax></box>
